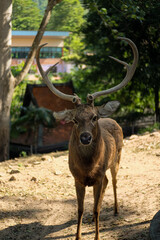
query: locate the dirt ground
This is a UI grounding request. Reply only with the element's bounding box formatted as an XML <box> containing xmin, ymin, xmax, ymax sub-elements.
<box><xmin>0</xmin><ymin>131</ymin><xmax>160</xmax><ymax>240</ymax></box>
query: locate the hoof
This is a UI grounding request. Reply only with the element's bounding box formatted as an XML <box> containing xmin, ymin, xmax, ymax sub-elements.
<box><xmin>75</xmin><ymin>235</ymin><xmax>81</xmax><ymax>240</ymax></box>
<box><xmin>114</xmin><ymin>211</ymin><xmax>119</xmax><ymax>216</ymax></box>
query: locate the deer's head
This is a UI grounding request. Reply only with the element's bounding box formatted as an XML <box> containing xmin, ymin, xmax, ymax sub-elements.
<box><xmin>36</xmin><ymin>37</ymin><xmax>138</xmax><ymax>146</ymax></box>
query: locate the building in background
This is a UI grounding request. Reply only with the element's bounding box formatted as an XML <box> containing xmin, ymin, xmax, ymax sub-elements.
<box><xmin>10</xmin><ymin>31</ymin><xmax>76</xmax><ymax>156</ymax></box>
<box><xmin>12</xmin><ymin>30</ymin><xmax>73</xmax><ymax>75</ymax></box>
<box><xmin>10</xmin><ymin>82</ymin><xmax>75</xmax><ymax>156</ymax></box>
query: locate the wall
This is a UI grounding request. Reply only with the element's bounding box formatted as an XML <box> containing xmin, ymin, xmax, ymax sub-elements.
<box><xmin>12</xmin><ymin>36</ymin><xmax>64</xmax><ymax>47</ymax></box>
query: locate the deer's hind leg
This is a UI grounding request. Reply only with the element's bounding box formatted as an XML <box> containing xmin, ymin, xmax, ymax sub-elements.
<box><xmin>110</xmin><ymin>148</ymin><xmax>122</xmax><ymax>215</ymax></box>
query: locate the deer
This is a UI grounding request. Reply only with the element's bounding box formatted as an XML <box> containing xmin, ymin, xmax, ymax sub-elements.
<box><xmin>36</xmin><ymin>37</ymin><xmax>138</xmax><ymax>240</ymax></box>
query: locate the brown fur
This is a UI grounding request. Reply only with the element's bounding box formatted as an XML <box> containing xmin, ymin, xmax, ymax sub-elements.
<box><xmin>67</xmin><ymin>104</ymin><xmax>123</xmax><ymax>240</ymax></box>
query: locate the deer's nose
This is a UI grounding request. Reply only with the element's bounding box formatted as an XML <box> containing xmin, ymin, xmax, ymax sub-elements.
<box><xmin>80</xmin><ymin>132</ymin><xmax>92</xmax><ymax>145</ymax></box>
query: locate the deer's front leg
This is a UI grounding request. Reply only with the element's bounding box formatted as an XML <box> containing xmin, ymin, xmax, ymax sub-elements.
<box><xmin>93</xmin><ymin>179</ymin><xmax>105</xmax><ymax>240</ymax></box>
<box><xmin>75</xmin><ymin>180</ymin><xmax>85</xmax><ymax>240</ymax></box>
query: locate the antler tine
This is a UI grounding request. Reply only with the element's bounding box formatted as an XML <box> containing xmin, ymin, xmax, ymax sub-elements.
<box><xmin>87</xmin><ymin>37</ymin><xmax>139</xmax><ymax>101</ymax></box>
<box><xmin>45</xmin><ymin>62</ymin><xmax>59</xmax><ymax>76</ymax></box>
<box><xmin>36</xmin><ymin>44</ymin><xmax>81</xmax><ymax>104</ymax></box>
<box><xmin>108</xmin><ymin>56</ymin><xmax>130</xmax><ymax>70</ymax></box>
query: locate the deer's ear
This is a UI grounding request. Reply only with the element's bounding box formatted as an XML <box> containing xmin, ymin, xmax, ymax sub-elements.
<box><xmin>53</xmin><ymin>109</ymin><xmax>76</xmax><ymax>123</ymax></box>
<box><xmin>97</xmin><ymin>101</ymin><xmax>120</xmax><ymax>118</ymax></box>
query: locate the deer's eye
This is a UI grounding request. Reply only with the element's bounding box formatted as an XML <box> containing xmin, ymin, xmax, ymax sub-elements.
<box><xmin>92</xmin><ymin>115</ymin><xmax>97</xmax><ymax>122</ymax></box>
<box><xmin>73</xmin><ymin>119</ymin><xmax>78</xmax><ymax>125</ymax></box>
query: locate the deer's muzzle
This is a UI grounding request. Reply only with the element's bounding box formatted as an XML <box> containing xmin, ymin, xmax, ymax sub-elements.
<box><xmin>80</xmin><ymin>132</ymin><xmax>92</xmax><ymax>145</ymax></box>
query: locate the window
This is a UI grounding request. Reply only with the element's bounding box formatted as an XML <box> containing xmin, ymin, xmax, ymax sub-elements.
<box><xmin>12</xmin><ymin>47</ymin><xmax>62</xmax><ymax>59</ymax></box>
<box><xmin>39</xmin><ymin>47</ymin><xmax>62</xmax><ymax>58</ymax></box>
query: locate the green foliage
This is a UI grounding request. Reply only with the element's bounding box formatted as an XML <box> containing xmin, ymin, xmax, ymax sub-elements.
<box><xmin>12</xmin><ymin>0</ymin><xmax>42</xmax><ymax>30</ymax></box>
<box><xmin>32</xmin><ymin>0</ymin><xmax>47</xmax><ymax>14</ymax></box>
<box><xmin>11</xmin><ymin>61</ymin><xmax>37</xmax><ymax>77</ymax></box>
<box><xmin>11</xmin><ymin>81</ymin><xmax>28</xmax><ymax>123</ymax></box>
<box><xmin>11</xmin><ymin>62</ymin><xmax>29</xmax><ymax>122</ymax></box>
<box><xmin>11</xmin><ymin>62</ymin><xmax>38</xmax><ymax>122</ymax></box>
<box><xmin>60</xmin><ymin>67</ymin><xmax>154</xmax><ymax>119</ymax></box>
<box><xmin>19</xmin><ymin>151</ymin><xmax>27</xmax><ymax>157</ymax></box>
<box><xmin>60</xmin><ymin>68</ymin><xmax>97</xmax><ymax>101</ymax></box>
<box><xmin>63</xmin><ymin>34</ymin><xmax>85</xmax><ymax>63</ymax></box>
<box><xmin>47</xmin><ymin>0</ymin><xmax>84</xmax><ymax>31</ymax></box>
<box><xmin>74</xmin><ymin>0</ymin><xmax>160</xmax><ymax>120</ymax></box>
<box><xmin>138</xmin><ymin>123</ymin><xmax>160</xmax><ymax>134</ymax></box>
<box><xmin>47</xmin><ymin>0</ymin><xmax>85</xmax><ymax>62</ymax></box>
<box><xmin>11</xmin><ymin>62</ymin><xmax>26</xmax><ymax>77</ymax></box>
<box><xmin>11</xmin><ymin>106</ymin><xmax>56</xmax><ymax>139</ymax></box>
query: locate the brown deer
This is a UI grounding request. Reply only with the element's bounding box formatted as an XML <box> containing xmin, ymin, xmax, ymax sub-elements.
<box><xmin>36</xmin><ymin>37</ymin><xmax>138</xmax><ymax>240</ymax></box>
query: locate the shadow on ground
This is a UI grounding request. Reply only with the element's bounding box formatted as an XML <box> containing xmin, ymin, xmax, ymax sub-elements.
<box><xmin>0</xmin><ymin>219</ymin><xmax>150</xmax><ymax>240</ymax></box>
<box><xmin>0</xmin><ymin>200</ymin><xmax>151</xmax><ymax>240</ymax></box>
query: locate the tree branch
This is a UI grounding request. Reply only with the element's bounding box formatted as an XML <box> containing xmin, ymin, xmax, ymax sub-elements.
<box><xmin>15</xmin><ymin>0</ymin><xmax>62</xmax><ymax>87</ymax></box>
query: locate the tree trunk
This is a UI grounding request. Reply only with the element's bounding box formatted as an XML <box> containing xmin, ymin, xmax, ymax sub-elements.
<box><xmin>0</xmin><ymin>0</ymin><xmax>62</xmax><ymax>161</ymax></box>
<box><xmin>154</xmin><ymin>84</ymin><xmax>160</xmax><ymax>123</ymax></box>
<box><xmin>0</xmin><ymin>0</ymin><xmax>15</xmax><ymax>161</ymax></box>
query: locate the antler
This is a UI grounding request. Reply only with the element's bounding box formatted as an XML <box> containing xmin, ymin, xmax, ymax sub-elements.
<box><xmin>87</xmin><ymin>37</ymin><xmax>139</xmax><ymax>102</ymax></box>
<box><xmin>36</xmin><ymin>44</ymin><xmax>81</xmax><ymax>104</ymax></box>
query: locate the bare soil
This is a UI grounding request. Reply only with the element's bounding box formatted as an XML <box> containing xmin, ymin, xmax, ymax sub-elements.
<box><xmin>0</xmin><ymin>131</ymin><xmax>160</xmax><ymax>240</ymax></box>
